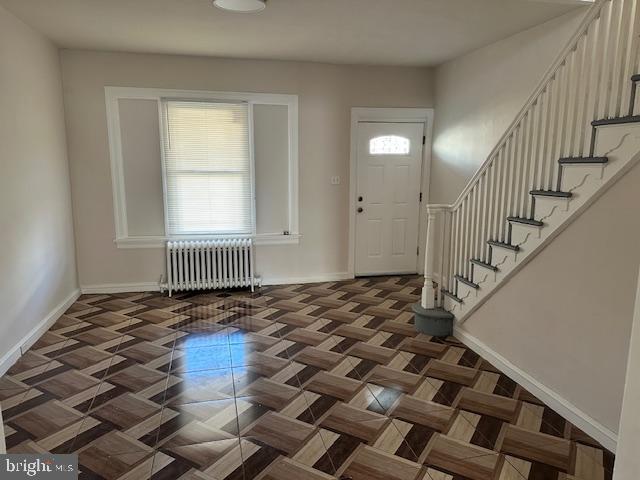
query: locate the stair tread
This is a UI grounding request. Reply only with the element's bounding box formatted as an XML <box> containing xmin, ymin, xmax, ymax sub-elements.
<box><xmin>530</xmin><ymin>190</ymin><xmax>572</xmax><ymax>198</ymax></box>
<box><xmin>558</xmin><ymin>156</ymin><xmax>608</xmax><ymax>164</ymax></box>
<box><xmin>592</xmin><ymin>115</ymin><xmax>640</xmax><ymax>127</ymax></box>
<box><xmin>441</xmin><ymin>289</ymin><xmax>463</xmax><ymax>304</ymax></box>
<box><xmin>454</xmin><ymin>275</ymin><xmax>479</xmax><ymax>289</ymax></box>
<box><xmin>507</xmin><ymin>216</ymin><xmax>544</xmax><ymax>227</ymax></box>
<box><xmin>487</xmin><ymin>240</ymin><xmax>520</xmax><ymax>252</ymax></box>
<box><xmin>470</xmin><ymin>259</ymin><xmax>498</xmax><ymax>272</ymax></box>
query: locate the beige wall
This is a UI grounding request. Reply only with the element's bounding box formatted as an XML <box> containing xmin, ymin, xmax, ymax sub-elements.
<box><xmin>118</xmin><ymin>99</ymin><xmax>166</xmax><ymax>237</ymax></box>
<box><xmin>430</xmin><ymin>10</ymin><xmax>585</xmax><ymax>204</ymax></box>
<box><xmin>613</xmin><ymin>265</ymin><xmax>640</xmax><ymax>478</ymax></box>
<box><xmin>461</xmin><ymin>162</ymin><xmax>640</xmax><ymax>434</ymax></box>
<box><xmin>60</xmin><ymin>50</ymin><xmax>434</xmax><ymax>287</ymax></box>
<box><xmin>0</xmin><ymin>6</ymin><xmax>77</xmax><ymax>361</ymax></box>
<box><xmin>254</xmin><ymin>104</ymin><xmax>290</xmax><ymax>235</ymax></box>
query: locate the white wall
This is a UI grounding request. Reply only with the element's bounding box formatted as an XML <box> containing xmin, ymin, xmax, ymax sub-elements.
<box><xmin>430</xmin><ymin>9</ymin><xmax>586</xmax><ymax>204</ymax></box>
<box><xmin>460</xmin><ymin>162</ymin><xmax>640</xmax><ymax>436</ymax></box>
<box><xmin>614</xmin><ymin>265</ymin><xmax>640</xmax><ymax>479</ymax></box>
<box><xmin>0</xmin><ymin>6</ymin><xmax>78</xmax><ymax>365</ymax></box>
<box><xmin>59</xmin><ymin>50</ymin><xmax>434</xmax><ymax>288</ymax></box>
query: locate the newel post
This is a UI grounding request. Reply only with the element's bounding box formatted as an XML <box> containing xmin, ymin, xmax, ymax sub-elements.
<box><xmin>413</xmin><ymin>204</ymin><xmax>454</xmax><ymax>337</ymax></box>
<box><xmin>421</xmin><ymin>207</ymin><xmax>438</xmax><ymax>309</ymax></box>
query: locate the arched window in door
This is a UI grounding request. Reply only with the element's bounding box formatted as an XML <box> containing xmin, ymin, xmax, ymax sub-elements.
<box><xmin>369</xmin><ymin>135</ymin><xmax>410</xmax><ymax>155</ymax></box>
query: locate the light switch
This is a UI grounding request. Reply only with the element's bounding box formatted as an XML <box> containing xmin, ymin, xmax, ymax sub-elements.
<box><xmin>331</xmin><ymin>176</ymin><xmax>341</xmax><ymax>185</ymax></box>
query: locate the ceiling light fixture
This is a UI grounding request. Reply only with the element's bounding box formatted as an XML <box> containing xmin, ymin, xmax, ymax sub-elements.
<box><xmin>213</xmin><ymin>0</ymin><xmax>266</xmax><ymax>13</ymax></box>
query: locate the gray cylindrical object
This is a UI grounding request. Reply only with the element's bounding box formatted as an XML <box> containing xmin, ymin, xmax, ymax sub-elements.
<box><xmin>412</xmin><ymin>303</ymin><xmax>454</xmax><ymax>337</ymax></box>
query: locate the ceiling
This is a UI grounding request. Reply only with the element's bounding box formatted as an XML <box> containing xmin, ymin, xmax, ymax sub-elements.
<box><xmin>0</xmin><ymin>0</ymin><xmax>588</xmax><ymax>67</ymax></box>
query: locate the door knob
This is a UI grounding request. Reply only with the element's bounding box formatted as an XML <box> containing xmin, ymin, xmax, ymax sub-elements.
<box><xmin>357</xmin><ymin>207</ymin><xmax>363</xmax><ymax>213</ymax></box>
<box><xmin>358</xmin><ymin>196</ymin><xmax>363</xmax><ymax>202</ymax></box>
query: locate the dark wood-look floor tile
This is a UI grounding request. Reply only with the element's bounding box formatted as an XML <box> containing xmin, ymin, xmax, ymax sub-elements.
<box><xmin>425</xmin><ymin>434</ymin><xmax>499</xmax><ymax>480</ymax></box>
<box><xmin>284</xmin><ymin>328</ymin><xmax>330</xmax><ymax>346</ymax></box>
<box><xmin>320</xmin><ymin>402</ymin><xmax>387</xmax><ymax>442</ymax></box>
<box><xmin>367</xmin><ymin>366</ymin><xmax>422</xmax><ymax>393</ymax></box>
<box><xmin>78</xmin><ymin>430</ymin><xmax>154</xmax><ymax>478</ymax></box>
<box><xmin>262</xmin><ymin>457</ymin><xmax>335</xmax><ymax>480</ymax></box>
<box><xmin>57</xmin><ymin>346</ymin><xmax>113</xmax><ymax>370</ymax></box>
<box><xmin>332</xmin><ymin>325</ymin><xmax>376</xmax><ymax>341</ymax></box>
<box><xmin>72</xmin><ymin>327</ymin><xmax>123</xmax><ymax>346</ymax></box>
<box><xmin>245</xmin><ymin>411</ymin><xmax>315</xmax><ymax>454</ymax></box>
<box><xmin>458</xmin><ymin>387</ymin><xmax>519</xmax><ymax>421</ymax></box>
<box><xmin>10</xmin><ymin>400</ymin><xmax>83</xmax><ymax>439</ymax></box>
<box><xmin>501</xmin><ymin>424</ymin><xmax>572</xmax><ymax>471</ymax></box>
<box><xmin>160</xmin><ymin>421</ymin><xmax>238</xmax><ymax>469</ymax></box>
<box><xmin>7</xmin><ymin>352</ymin><xmax>50</xmax><ymax>375</ymax></box>
<box><xmin>238</xmin><ymin>377</ymin><xmax>300</xmax><ymax>410</ymax></box>
<box><xmin>305</xmin><ymin>371</ymin><xmax>362</xmax><ymax>401</ymax></box>
<box><xmin>1</xmin><ymin>277</ymin><xmax>613</xmax><ymax>480</ymax></box>
<box><xmin>294</xmin><ymin>346</ymin><xmax>344</xmax><ymax>370</ymax></box>
<box><xmin>343</xmin><ymin>445</ymin><xmax>423</xmax><ymax>480</ymax></box>
<box><xmin>107</xmin><ymin>364</ymin><xmax>167</xmax><ymax>392</ymax></box>
<box><xmin>389</xmin><ymin>394</ymin><xmax>455</xmax><ymax>431</ymax></box>
<box><xmin>398</xmin><ymin>337</ymin><xmax>448</xmax><ymax>358</ymax></box>
<box><xmin>426</xmin><ymin>359</ymin><xmax>478</xmax><ymax>386</ymax></box>
<box><xmin>84</xmin><ymin>311</ymin><xmax>131</xmax><ymax>328</ymax></box>
<box><xmin>378</xmin><ymin>320</ymin><xmax>418</xmax><ymax>337</ymax></box>
<box><xmin>37</xmin><ymin>370</ymin><xmax>100</xmax><ymax>398</ymax></box>
<box><xmin>119</xmin><ymin>342</ymin><xmax>172</xmax><ymax>363</ymax></box>
<box><xmin>347</xmin><ymin>342</ymin><xmax>397</xmax><ymax>364</ymax></box>
<box><xmin>92</xmin><ymin>393</ymin><xmax>161</xmax><ymax>429</ymax></box>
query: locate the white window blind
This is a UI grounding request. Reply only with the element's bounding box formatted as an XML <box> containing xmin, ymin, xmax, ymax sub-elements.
<box><xmin>161</xmin><ymin>100</ymin><xmax>253</xmax><ymax>236</ymax></box>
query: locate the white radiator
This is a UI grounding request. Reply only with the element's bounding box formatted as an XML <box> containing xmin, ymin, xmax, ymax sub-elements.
<box><xmin>165</xmin><ymin>239</ymin><xmax>256</xmax><ymax>296</ymax></box>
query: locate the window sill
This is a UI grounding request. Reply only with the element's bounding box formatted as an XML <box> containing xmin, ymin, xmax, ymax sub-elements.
<box><xmin>114</xmin><ymin>233</ymin><xmax>301</xmax><ymax>249</ymax></box>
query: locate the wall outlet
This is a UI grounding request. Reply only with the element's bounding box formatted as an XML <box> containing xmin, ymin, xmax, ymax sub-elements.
<box><xmin>330</xmin><ymin>176</ymin><xmax>341</xmax><ymax>185</ymax></box>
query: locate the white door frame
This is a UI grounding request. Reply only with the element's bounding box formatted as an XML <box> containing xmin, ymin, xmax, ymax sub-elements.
<box><xmin>348</xmin><ymin>107</ymin><xmax>435</xmax><ymax>278</ymax></box>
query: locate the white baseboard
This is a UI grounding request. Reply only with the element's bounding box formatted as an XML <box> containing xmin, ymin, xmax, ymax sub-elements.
<box><xmin>0</xmin><ymin>288</ymin><xmax>81</xmax><ymax>377</ymax></box>
<box><xmin>80</xmin><ymin>282</ymin><xmax>161</xmax><ymax>294</ymax></box>
<box><xmin>454</xmin><ymin>326</ymin><xmax>618</xmax><ymax>453</ymax></box>
<box><xmin>261</xmin><ymin>272</ymin><xmax>353</xmax><ymax>286</ymax></box>
<box><xmin>81</xmin><ymin>273</ymin><xmax>355</xmax><ymax>293</ymax></box>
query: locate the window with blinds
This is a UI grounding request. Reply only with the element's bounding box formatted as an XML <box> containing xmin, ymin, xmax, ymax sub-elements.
<box><xmin>161</xmin><ymin>100</ymin><xmax>253</xmax><ymax>236</ymax></box>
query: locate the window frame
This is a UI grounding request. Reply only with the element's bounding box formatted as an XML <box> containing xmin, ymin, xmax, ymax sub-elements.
<box><xmin>159</xmin><ymin>98</ymin><xmax>257</xmax><ymax>238</ymax></box>
<box><xmin>104</xmin><ymin>86</ymin><xmax>299</xmax><ymax>248</ymax></box>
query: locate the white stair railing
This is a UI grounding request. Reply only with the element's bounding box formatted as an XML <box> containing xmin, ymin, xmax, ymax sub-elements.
<box><xmin>422</xmin><ymin>0</ymin><xmax>640</xmax><ymax>310</ymax></box>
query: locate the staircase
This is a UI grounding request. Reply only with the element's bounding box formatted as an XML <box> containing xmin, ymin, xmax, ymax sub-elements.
<box><xmin>421</xmin><ymin>0</ymin><xmax>640</xmax><ymax>322</ymax></box>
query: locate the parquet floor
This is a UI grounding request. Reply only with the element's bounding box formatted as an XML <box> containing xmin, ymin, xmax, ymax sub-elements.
<box><xmin>1</xmin><ymin>276</ymin><xmax>614</xmax><ymax>479</ymax></box>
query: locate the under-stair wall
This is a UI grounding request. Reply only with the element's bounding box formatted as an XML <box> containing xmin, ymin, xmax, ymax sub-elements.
<box><xmin>613</xmin><ymin>264</ymin><xmax>640</xmax><ymax>479</ymax></box>
<box><xmin>460</xmin><ymin>161</ymin><xmax>640</xmax><ymax>451</ymax></box>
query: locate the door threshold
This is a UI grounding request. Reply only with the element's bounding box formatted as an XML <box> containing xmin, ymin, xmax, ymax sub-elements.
<box><xmin>355</xmin><ymin>272</ymin><xmax>418</xmax><ymax>277</ymax></box>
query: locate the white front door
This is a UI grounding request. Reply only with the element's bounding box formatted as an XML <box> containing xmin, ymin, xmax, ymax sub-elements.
<box><xmin>355</xmin><ymin>122</ymin><xmax>424</xmax><ymax>276</ymax></box>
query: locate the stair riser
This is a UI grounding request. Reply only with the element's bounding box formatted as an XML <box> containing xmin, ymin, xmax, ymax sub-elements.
<box><xmin>593</xmin><ymin>122</ymin><xmax>640</xmax><ymax>167</ymax></box>
<box><xmin>529</xmin><ymin>196</ymin><xmax>570</xmax><ymax>220</ymax></box>
<box><xmin>510</xmin><ymin>223</ymin><xmax>543</xmax><ymax>246</ymax></box>
<box><xmin>455</xmin><ymin>281</ymin><xmax>480</xmax><ymax>302</ymax></box>
<box><xmin>560</xmin><ymin>164</ymin><xmax>606</xmax><ymax>194</ymax></box>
